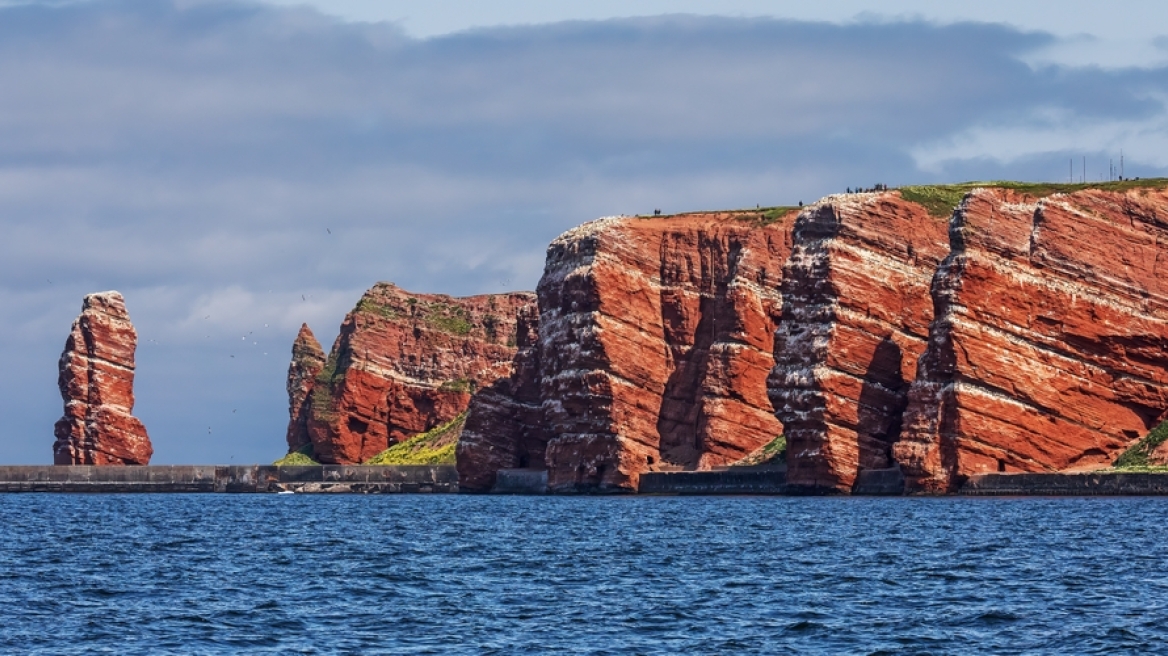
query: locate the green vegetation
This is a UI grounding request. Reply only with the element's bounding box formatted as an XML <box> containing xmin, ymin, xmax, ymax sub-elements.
<box><xmin>355</xmin><ymin>296</ymin><xmax>398</xmax><ymax>320</ymax></box>
<box><xmin>733</xmin><ymin>434</ymin><xmax>786</xmax><ymax>467</ymax></box>
<box><xmin>438</xmin><ymin>378</ymin><xmax>473</xmax><ymax>393</ymax></box>
<box><xmin>639</xmin><ymin>206</ymin><xmax>801</xmax><ymax>226</ymax></box>
<box><xmin>423</xmin><ymin>302</ymin><xmax>473</xmax><ymax>336</ymax></box>
<box><xmin>898</xmin><ymin>178</ymin><xmax>1168</xmax><ymax>218</ymax></box>
<box><xmin>363</xmin><ymin>412</ymin><xmax>467</xmax><ymax>465</ymax></box>
<box><xmin>310</xmin><ymin>353</ymin><xmax>341</xmax><ymax>420</ymax></box>
<box><xmin>274</xmin><ymin>443</ymin><xmax>319</xmax><ymax>466</ymax></box>
<box><xmin>1113</xmin><ymin>420</ymin><xmax>1168</xmax><ymax>469</ymax></box>
<box><xmin>749</xmin><ymin>206</ymin><xmax>801</xmax><ymax>227</ymax></box>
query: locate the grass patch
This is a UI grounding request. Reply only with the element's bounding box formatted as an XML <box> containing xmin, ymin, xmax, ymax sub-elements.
<box><xmin>309</xmin><ymin>353</ymin><xmax>342</xmax><ymax>420</ymax></box>
<box><xmin>639</xmin><ymin>206</ymin><xmax>801</xmax><ymax>226</ymax></box>
<box><xmin>438</xmin><ymin>378</ymin><xmax>473</xmax><ymax>393</ymax></box>
<box><xmin>274</xmin><ymin>443</ymin><xmax>318</xmax><ymax>466</ymax></box>
<box><xmin>733</xmin><ymin>435</ymin><xmax>786</xmax><ymax>467</ymax></box>
<box><xmin>1114</xmin><ymin>420</ymin><xmax>1168</xmax><ymax>469</ymax></box>
<box><xmin>898</xmin><ymin>178</ymin><xmax>1168</xmax><ymax>218</ymax></box>
<box><xmin>423</xmin><ymin>302</ymin><xmax>473</xmax><ymax>336</ymax></box>
<box><xmin>363</xmin><ymin>412</ymin><xmax>467</xmax><ymax>465</ymax></box>
<box><xmin>354</xmin><ymin>296</ymin><xmax>398</xmax><ymax>320</ymax></box>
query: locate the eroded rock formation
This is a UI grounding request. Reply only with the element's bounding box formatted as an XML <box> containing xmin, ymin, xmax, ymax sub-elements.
<box><xmin>769</xmin><ymin>193</ymin><xmax>950</xmax><ymax>493</ymax></box>
<box><xmin>285</xmin><ymin>323</ymin><xmax>325</xmax><ymax>454</ymax></box>
<box><xmin>895</xmin><ymin>187</ymin><xmax>1168</xmax><ymax>492</ymax></box>
<box><xmin>53</xmin><ymin>291</ymin><xmax>152</xmax><ymax>465</ymax></box>
<box><xmin>289</xmin><ymin>283</ymin><xmax>535</xmax><ymax>464</ymax></box>
<box><xmin>458</xmin><ymin>211</ymin><xmax>792</xmax><ymax>493</ymax></box>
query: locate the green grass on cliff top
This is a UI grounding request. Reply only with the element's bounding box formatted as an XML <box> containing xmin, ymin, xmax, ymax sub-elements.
<box><xmin>899</xmin><ymin>178</ymin><xmax>1168</xmax><ymax>218</ymax></box>
<box><xmin>636</xmin><ymin>178</ymin><xmax>1168</xmax><ymax>222</ymax></box>
<box><xmin>363</xmin><ymin>412</ymin><xmax>467</xmax><ymax>465</ymax></box>
<box><xmin>638</xmin><ymin>205</ymin><xmax>801</xmax><ymax>226</ymax></box>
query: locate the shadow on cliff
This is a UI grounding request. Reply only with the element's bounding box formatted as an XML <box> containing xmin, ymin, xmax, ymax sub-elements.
<box><xmin>656</xmin><ymin>295</ymin><xmax>717</xmax><ymax>469</ymax></box>
<box><xmin>854</xmin><ymin>336</ymin><xmax>907</xmax><ymax>482</ymax></box>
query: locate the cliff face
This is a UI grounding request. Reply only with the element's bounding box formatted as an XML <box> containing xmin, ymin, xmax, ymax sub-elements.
<box><xmin>895</xmin><ymin>187</ymin><xmax>1168</xmax><ymax>492</ymax></box>
<box><xmin>457</xmin><ymin>211</ymin><xmax>792</xmax><ymax>493</ymax></box>
<box><xmin>53</xmin><ymin>291</ymin><xmax>152</xmax><ymax>465</ymax></box>
<box><xmin>455</xmin><ymin>303</ymin><xmax>546</xmax><ymax>491</ymax></box>
<box><xmin>292</xmin><ymin>283</ymin><xmax>535</xmax><ymax>464</ymax></box>
<box><xmin>768</xmin><ymin>193</ymin><xmax>950</xmax><ymax>493</ymax></box>
<box><xmin>285</xmin><ymin>324</ymin><xmax>325</xmax><ymax>454</ymax></box>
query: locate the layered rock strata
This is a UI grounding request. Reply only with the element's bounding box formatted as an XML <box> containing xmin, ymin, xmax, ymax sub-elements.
<box><xmin>458</xmin><ymin>211</ymin><xmax>792</xmax><ymax>493</ymax></box>
<box><xmin>769</xmin><ymin>193</ymin><xmax>950</xmax><ymax>493</ymax></box>
<box><xmin>895</xmin><ymin>187</ymin><xmax>1168</xmax><ymax>492</ymax></box>
<box><xmin>289</xmin><ymin>283</ymin><xmax>535</xmax><ymax>464</ymax></box>
<box><xmin>285</xmin><ymin>324</ymin><xmax>326</xmax><ymax>454</ymax></box>
<box><xmin>53</xmin><ymin>291</ymin><xmax>152</xmax><ymax>465</ymax></box>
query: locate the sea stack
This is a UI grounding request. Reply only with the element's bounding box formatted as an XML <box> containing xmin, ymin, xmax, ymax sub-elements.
<box><xmin>285</xmin><ymin>323</ymin><xmax>326</xmax><ymax>455</ymax></box>
<box><xmin>53</xmin><ymin>291</ymin><xmax>152</xmax><ymax>465</ymax></box>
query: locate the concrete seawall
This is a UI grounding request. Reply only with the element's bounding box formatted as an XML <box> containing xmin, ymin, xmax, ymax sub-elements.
<box><xmin>959</xmin><ymin>472</ymin><xmax>1168</xmax><ymax>496</ymax></box>
<box><xmin>7</xmin><ymin>466</ymin><xmax>1168</xmax><ymax>495</ymax></box>
<box><xmin>0</xmin><ymin>465</ymin><xmax>458</xmax><ymax>493</ymax></box>
<box><xmin>639</xmin><ymin>469</ymin><xmax>787</xmax><ymax>495</ymax></box>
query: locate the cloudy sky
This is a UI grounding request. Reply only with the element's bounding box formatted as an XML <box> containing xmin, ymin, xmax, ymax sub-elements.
<box><xmin>3</xmin><ymin>0</ymin><xmax>1167</xmax><ymax>464</ymax></box>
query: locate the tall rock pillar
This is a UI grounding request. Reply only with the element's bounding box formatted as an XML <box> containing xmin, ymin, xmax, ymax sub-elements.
<box><xmin>53</xmin><ymin>291</ymin><xmax>152</xmax><ymax>465</ymax></box>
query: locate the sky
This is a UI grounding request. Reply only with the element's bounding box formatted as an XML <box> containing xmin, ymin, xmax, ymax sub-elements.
<box><xmin>2</xmin><ymin>0</ymin><xmax>1168</xmax><ymax>464</ymax></box>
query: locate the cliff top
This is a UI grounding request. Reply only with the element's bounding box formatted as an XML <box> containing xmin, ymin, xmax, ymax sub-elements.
<box><xmin>899</xmin><ymin>178</ymin><xmax>1168</xmax><ymax>217</ymax></box>
<box><xmin>627</xmin><ymin>178</ymin><xmax>1168</xmax><ymax>224</ymax></box>
<box><xmin>634</xmin><ymin>206</ymin><xmax>801</xmax><ymax>227</ymax></box>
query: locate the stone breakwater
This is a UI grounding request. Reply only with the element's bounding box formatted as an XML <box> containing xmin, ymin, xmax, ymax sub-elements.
<box><xmin>0</xmin><ymin>465</ymin><xmax>458</xmax><ymax>493</ymax></box>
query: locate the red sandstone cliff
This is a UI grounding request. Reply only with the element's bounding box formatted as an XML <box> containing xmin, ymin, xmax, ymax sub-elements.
<box><xmin>53</xmin><ymin>291</ymin><xmax>152</xmax><ymax>465</ymax></box>
<box><xmin>768</xmin><ymin>193</ymin><xmax>950</xmax><ymax>493</ymax></box>
<box><xmin>285</xmin><ymin>323</ymin><xmax>325</xmax><ymax>454</ymax></box>
<box><xmin>289</xmin><ymin>283</ymin><xmax>535</xmax><ymax>464</ymax></box>
<box><xmin>458</xmin><ymin>211</ymin><xmax>792</xmax><ymax>492</ymax></box>
<box><xmin>455</xmin><ymin>302</ymin><xmax>545</xmax><ymax>491</ymax></box>
<box><xmin>895</xmin><ymin>187</ymin><xmax>1168</xmax><ymax>492</ymax></box>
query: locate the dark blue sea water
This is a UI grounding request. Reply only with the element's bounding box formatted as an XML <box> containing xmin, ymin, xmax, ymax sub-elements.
<box><xmin>2</xmin><ymin>494</ymin><xmax>1166</xmax><ymax>655</ymax></box>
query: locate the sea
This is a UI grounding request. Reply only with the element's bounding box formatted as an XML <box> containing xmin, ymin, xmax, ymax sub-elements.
<box><xmin>1</xmin><ymin>494</ymin><xmax>1165</xmax><ymax>655</ymax></box>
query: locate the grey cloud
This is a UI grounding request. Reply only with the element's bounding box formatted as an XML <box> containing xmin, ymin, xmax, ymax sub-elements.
<box><xmin>1</xmin><ymin>0</ymin><xmax>1166</xmax><ymax>464</ymax></box>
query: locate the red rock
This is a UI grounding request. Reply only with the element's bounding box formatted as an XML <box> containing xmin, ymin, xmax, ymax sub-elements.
<box><xmin>456</xmin><ymin>302</ymin><xmax>546</xmax><ymax>492</ymax></box>
<box><xmin>53</xmin><ymin>291</ymin><xmax>152</xmax><ymax>465</ymax></box>
<box><xmin>285</xmin><ymin>323</ymin><xmax>325</xmax><ymax>454</ymax></box>
<box><xmin>896</xmin><ymin>187</ymin><xmax>1168</xmax><ymax>492</ymax></box>
<box><xmin>458</xmin><ymin>211</ymin><xmax>792</xmax><ymax>493</ymax></box>
<box><xmin>768</xmin><ymin>194</ymin><xmax>950</xmax><ymax>493</ymax></box>
<box><xmin>297</xmin><ymin>282</ymin><xmax>535</xmax><ymax>464</ymax></box>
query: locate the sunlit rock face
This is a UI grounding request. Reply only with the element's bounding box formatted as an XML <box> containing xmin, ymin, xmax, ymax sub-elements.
<box><xmin>896</xmin><ymin>187</ymin><xmax>1168</xmax><ymax>492</ymax></box>
<box><xmin>458</xmin><ymin>211</ymin><xmax>792</xmax><ymax>493</ymax></box>
<box><xmin>768</xmin><ymin>193</ymin><xmax>950</xmax><ymax>494</ymax></box>
<box><xmin>54</xmin><ymin>291</ymin><xmax>153</xmax><ymax>465</ymax></box>
<box><xmin>288</xmin><ymin>282</ymin><xmax>535</xmax><ymax>464</ymax></box>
